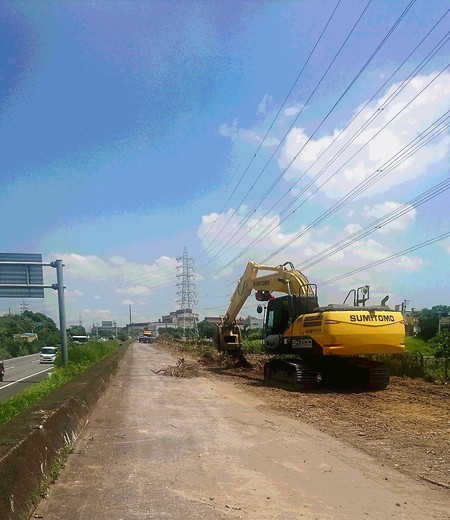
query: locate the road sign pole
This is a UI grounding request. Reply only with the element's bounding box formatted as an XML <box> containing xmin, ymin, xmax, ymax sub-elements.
<box><xmin>52</xmin><ymin>260</ymin><xmax>68</xmax><ymax>367</ymax></box>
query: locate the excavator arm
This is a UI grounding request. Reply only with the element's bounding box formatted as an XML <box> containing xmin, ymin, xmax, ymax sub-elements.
<box><xmin>215</xmin><ymin>261</ymin><xmax>313</xmax><ymax>353</ymax></box>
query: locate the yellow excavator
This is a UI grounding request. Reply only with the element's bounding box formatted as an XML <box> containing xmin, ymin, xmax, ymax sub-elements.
<box><xmin>214</xmin><ymin>261</ymin><xmax>405</xmax><ymax>390</ymax></box>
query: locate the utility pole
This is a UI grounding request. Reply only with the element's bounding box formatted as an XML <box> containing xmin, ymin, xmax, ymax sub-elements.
<box><xmin>129</xmin><ymin>305</ymin><xmax>132</xmax><ymax>335</ymax></box>
<box><xmin>438</xmin><ymin>311</ymin><xmax>443</xmax><ymax>333</ymax></box>
<box><xmin>176</xmin><ymin>247</ymin><xmax>198</xmax><ymax>340</ymax></box>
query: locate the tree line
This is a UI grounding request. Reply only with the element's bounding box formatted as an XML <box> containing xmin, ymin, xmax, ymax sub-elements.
<box><xmin>0</xmin><ymin>310</ymin><xmax>61</xmax><ymax>359</ymax></box>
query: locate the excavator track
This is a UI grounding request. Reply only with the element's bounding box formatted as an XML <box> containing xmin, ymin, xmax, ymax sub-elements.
<box><xmin>320</xmin><ymin>358</ymin><xmax>390</xmax><ymax>391</ymax></box>
<box><xmin>357</xmin><ymin>359</ymin><xmax>390</xmax><ymax>391</ymax></box>
<box><xmin>264</xmin><ymin>357</ymin><xmax>390</xmax><ymax>391</ymax></box>
<box><xmin>264</xmin><ymin>359</ymin><xmax>318</xmax><ymax>390</ymax></box>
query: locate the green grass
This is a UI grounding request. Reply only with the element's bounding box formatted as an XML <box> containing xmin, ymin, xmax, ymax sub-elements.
<box><xmin>404</xmin><ymin>336</ymin><xmax>435</xmax><ymax>356</ymax></box>
<box><xmin>0</xmin><ymin>340</ymin><xmax>122</xmax><ymax>426</ymax></box>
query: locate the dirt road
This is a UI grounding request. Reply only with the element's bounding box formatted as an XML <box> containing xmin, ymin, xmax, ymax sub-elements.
<box><xmin>32</xmin><ymin>343</ymin><xmax>449</xmax><ymax>519</ymax></box>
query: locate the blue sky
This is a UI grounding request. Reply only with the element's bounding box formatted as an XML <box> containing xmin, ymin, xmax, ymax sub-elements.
<box><xmin>1</xmin><ymin>0</ymin><xmax>449</xmax><ymax>328</ymax></box>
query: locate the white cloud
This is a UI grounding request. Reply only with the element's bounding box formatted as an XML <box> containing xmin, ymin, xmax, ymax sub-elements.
<box><xmin>68</xmin><ymin>289</ymin><xmax>83</xmax><ymax>297</ymax></box>
<box><xmin>212</xmin><ymin>265</ymin><xmax>235</xmax><ymax>280</ymax></box>
<box><xmin>218</xmin><ymin>119</ymin><xmax>239</xmax><ymax>137</ymax></box>
<box><xmin>347</xmin><ymin>238</ymin><xmax>388</xmax><ymax>261</ymax></box>
<box><xmin>110</xmin><ymin>256</ymin><xmax>127</xmax><ymax>266</ymax></box>
<box><xmin>363</xmin><ymin>201</ymin><xmax>416</xmax><ymax>233</ymax></box>
<box><xmin>54</xmin><ymin>253</ymin><xmax>179</xmax><ymax>304</ymax></box>
<box><xmin>116</xmin><ymin>285</ymin><xmax>152</xmax><ymax>296</ymax></box>
<box><xmin>396</xmin><ymin>255</ymin><xmax>424</xmax><ymax>271</ymax></box>
<box><xmin>82</xmin><ymin>309</ymin><xmax>114</xmax><ymax>320</ymax></box>
<box><xmin>65</xmin><ymin>289</ymin><xmax>83</xmax><ymax>302</ymax></box>
<box><xmin>345</xmin><ymin>223</ymin><xmax>362</xmax><ymax>234</ymax></box>
<box><xmin>441</xmin><ymin>238</ymin><xmax>450</xmax><ymax>255</ymax></box>
<box><xmin>316</xmin><ymin>225</ymin><xmax>330</xmax><ymax>236</ymax></box>
<box><xmin>279</xmin><ymin>72</ymin><xmax>450</xmax><ymax>200</ymax></box>
<box><xmin>52</xmin><ymin>252</ymin><xmax>178</xmax><ymax>294</ymax></box>
<box><xmin>198</xmin><ymin>207</ymin><xmax>312</xmax><ymax>267</ymax></box>
<box><xmin>219</xmin><ymin>117</ymin><xmax>280</xmax><ymax>147</ymax></box>
<box><xmin>284</xmin><ymin>106</ymin><xmax>301</xmax><ymax>117</ymax></box>
<box><xmin>257</xmin><ymin>94</ymin><xmax>273</xmax><ymax>115</ymax></box>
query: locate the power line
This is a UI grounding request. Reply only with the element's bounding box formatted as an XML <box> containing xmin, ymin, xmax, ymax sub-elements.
<box><xmin>299</xmin><ymin>176</ymin><xmax>450</xmax><ymax>270</ymax></box>
<box><xmin>216</xmin><ymin>67</ymin><xmax>450</xmax><ymax>268</ymax></box>
<box><xmin>321</xmin><ymin>231</ymin><xmax>450</xmax><ymax>285</ymax></box>
<box><xmin>261</xmin><ymin>104</ymin><xmax>450</xmax><ymax>263</ymax></box>
<box><xmin>229</xmin><ymin>24</ymin><xmax>450</xmax><ymax>256</ymax></box>
<box><xmin>203</xmin><ymin>0</ymin><xmax>419</xmax><ymax>265</ymax></box>
<box><xmin>199</xmin><ymin>0</ymin><xmax>352</xmax><ymax>254</ymax></box>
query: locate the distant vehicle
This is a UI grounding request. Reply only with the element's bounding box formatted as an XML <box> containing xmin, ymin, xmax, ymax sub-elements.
<box><xmin>138</xmin><ymin>329</ymin><xmax>153</xmax><ymax>343</ymax></box>
<box><xmin>40</xmin><ymin>346</ymin><xmax>57</xmax><ymax>364</ymax></box>
<box><xmin>71</xmin><ymin>335</ymin><xmax>89</xmax><ymax>344</ymax></box>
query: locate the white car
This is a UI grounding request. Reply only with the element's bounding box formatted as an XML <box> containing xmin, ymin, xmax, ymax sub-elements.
<box><xmin>40</xmin><ymin>346</ymin><xmax>57</xmax><ymax>364</ymax></box>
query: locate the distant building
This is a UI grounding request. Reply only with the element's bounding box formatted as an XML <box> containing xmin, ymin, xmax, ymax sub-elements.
<box><xmin>13</xmin><ymin>332</ymin><xmax>38</xmax><ymax>342</ymax></box>
<box><xmin>243</xmin><ymin>316</ymin><xmax>263</xmax><ymax>330</ymax></box>
<box><xmin>161</xmin><ymin>308</ymin><xmax>199</xmax><ymax>329</ymax></box>
<box><xmin>91</xmin><ymin>321</ymin><xmax>119</xmax><ymax>338</ymax></box>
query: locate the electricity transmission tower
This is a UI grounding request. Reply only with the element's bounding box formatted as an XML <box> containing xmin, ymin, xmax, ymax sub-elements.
<box><xmin>176</xmin><ymin>247</ymin><xmax>198</xmax><ymax>340</ymax></box>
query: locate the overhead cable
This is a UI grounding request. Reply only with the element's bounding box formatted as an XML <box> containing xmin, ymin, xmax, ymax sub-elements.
<box><xmin>203</xmin><ymin>0</ymin><xmax>419</xmax><ymax>265</ymax></box>
<box><xmin>321</xmin><ymin>231</ymin><xmax>450</xmax><ymax>284</ymax></box>
<box><xmin>220</xmin><ymin>67</ymin><xmax>450</xmax><ymax>266</ymax></box>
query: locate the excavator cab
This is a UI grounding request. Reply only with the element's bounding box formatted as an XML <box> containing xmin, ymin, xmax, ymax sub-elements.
<box><xmin>264</xmin><ymin>293</ymin><xmax>319</xmax><ymax>353</ymax></box>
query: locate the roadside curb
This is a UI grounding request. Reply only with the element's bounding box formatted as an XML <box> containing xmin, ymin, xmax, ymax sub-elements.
<box><xmin>0</xmin><ymin>343</ymin><xmax>130</xmax><ymax>520</ymax></box>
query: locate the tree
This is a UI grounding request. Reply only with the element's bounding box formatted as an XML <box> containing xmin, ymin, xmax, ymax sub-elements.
<box><xmin>0</xmin><ymin>311</ymin><xmax>60</xmax><ymax>358</ymax></box>
<box><xmin>67</xmin><ymin>325</ymin><xmax>87</xmax><ymax>337</ymax></box>
<box><xmin>117</xmin><ymin>330</ymin><xmax>129</xmax><ymax>341</ymax></box>
<box><xmin>417</xmin><ymin>305</ymin><xmax>450</xmax><ymax>340</ymax></box>
<box><xmin>198</xmin><ymin>320</ymin><xmax>215</xmax><ymax>339</ymax></box>
<box><xmin>429</xmin><ymin>330</ymin><xmax>450</xmax><ymax>380</ymax></box>
<box><xmin>160</xmin><ymin>327</ymin><xmax>184</xmax><ymax>339</ymax></box>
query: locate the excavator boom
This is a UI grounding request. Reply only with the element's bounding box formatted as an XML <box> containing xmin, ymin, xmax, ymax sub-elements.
<box><xmin>223</xmin><ymin>261</ymin><xmax>313</xmax><ymax>325</ymax></box>
<box><xmin>216</xmin><ymin>262</ymin><xmax>314</xmax><ymax>354</ymax></box>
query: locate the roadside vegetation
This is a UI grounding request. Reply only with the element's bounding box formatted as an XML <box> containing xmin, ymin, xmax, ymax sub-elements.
<box><xmin>0</xmin><ymin>339</ymin><xmax>122</xmax><ymax>426</ymax></box>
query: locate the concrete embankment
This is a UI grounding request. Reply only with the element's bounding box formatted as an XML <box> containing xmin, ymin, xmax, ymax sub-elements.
<box><xmin>0</xmin><ymin>344</ymin><xmax>129</xmax><ymax>520</ymax></box>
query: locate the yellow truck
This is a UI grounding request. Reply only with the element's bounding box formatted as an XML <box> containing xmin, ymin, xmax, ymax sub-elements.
<box><xmin>139</xmin><ymin>330</ymin><xmax>153</xmax><ymax>344</ymax></box>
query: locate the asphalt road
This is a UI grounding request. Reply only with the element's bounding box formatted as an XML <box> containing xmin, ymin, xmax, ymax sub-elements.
<box><xmin>32</xmin><ymin>343</ymin><xmax>449</xmax><ymax>520</ymax></box>
<box><xmin>0</xmin><ymin>353</ymin><xmax>54</xmax><ymax>402</ymax></box>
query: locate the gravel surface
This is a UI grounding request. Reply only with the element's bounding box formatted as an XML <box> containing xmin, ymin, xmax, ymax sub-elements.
<box><xmin>161</xmin><ymin>340</ymin><xmax>450</xmax><ymax>490</ymax></box>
